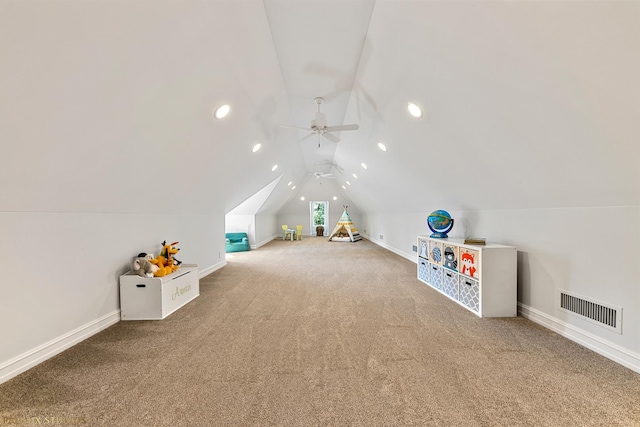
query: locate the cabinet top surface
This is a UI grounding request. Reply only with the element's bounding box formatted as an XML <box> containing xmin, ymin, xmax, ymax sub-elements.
<box><xmin>417</xmin><ymin>236</ymin><xmax>515</xmax><ymax>250</ymax></box>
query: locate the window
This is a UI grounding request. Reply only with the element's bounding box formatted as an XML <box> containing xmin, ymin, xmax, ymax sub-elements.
<box><xmin>310</xmin><ymin>201</ymin><xmax>328</xmax><ymax>236</ymax></box>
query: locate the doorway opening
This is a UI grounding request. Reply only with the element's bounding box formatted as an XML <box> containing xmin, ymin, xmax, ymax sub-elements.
<box><xmin>310</xmin><ymin>201</ymin><xmax>328</xmax><ymax>236</ymax></box>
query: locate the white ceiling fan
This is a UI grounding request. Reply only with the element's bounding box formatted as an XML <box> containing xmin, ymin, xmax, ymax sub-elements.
<box><xmin>282</xmin><ymin>97</ymin><xmax>359</xmax><ymax>146</ymax></box>
<box><xmin>308</xmin><ymin>171</ymin><xmax>335</xmax><ymax>184</ymax></box>
<box><xmin>309</xmin><ymin>171</ymin><xmax>335</xmax><ymax>179</ymax></box>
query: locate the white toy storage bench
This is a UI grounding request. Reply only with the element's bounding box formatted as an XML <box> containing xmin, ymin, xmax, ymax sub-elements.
<box><xmin>119</xmin><ymin>264</ymin><xmax>199</xmax><ymax>320</ymax></box>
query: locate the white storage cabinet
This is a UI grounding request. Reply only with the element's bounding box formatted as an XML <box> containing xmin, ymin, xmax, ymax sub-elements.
<box><xmin>417</xmin><ymin>236</ymin><xmax>517</xmax><ymax>317</ymax></box>
<box><xmin>120</xmin><ymin>264</ymin><xmax>199</xmax><ymax>320</ymax></box>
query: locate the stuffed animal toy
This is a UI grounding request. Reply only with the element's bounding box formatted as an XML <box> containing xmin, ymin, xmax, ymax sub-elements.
<box><xmin>132</xmin><ymin>253</ymin><xmax>159</xmax><ymax>278</ymax></box>
<box><xmin>142</xmin><ymin>241</ymin><xmax>183</xmax><ymax>277</ymax></box>
<box><xmin>160</xmin><ymin>240</ymin><xmax>182</xmax><ymax>272</ymax></box>
<box><xmin>149</xmin><ymin>254</ymin><xmax>173</xmax><ymax>277</ymax></box>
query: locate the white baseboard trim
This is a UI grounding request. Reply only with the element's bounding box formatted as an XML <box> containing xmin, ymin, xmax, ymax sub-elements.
<box><xmin>251</xmin><ymin>235</ymin><xmax>279</xmax><ymax>249</ymax></box>
<box><xmin>519</xmin><ymin>303</ymin><xmax>640</xmax><ymax>374</ymax></box>
<box><xmin>0</xmin><ymin>310</ymin><xmax>121</xmax><ymax>385</ymax></box>
<box><xmin>199</xmin><ymin>260</ymin><xmax>227</xmax><ymax>279</ymax></box>
<box><xmin>364</xmin><ymin>235</ymin><xmax>416</xmax><ymax>263</ymax></box>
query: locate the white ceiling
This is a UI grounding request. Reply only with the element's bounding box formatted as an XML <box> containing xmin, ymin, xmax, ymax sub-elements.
<box><xmin>1</xmin><ymin>0</ymin><xmax>637</xmax><ymax>216</ymax></box>
<box><xmin>264</xmin><ymin>0</ymin><xmax>375</xmax><ymax>177</ymax></box>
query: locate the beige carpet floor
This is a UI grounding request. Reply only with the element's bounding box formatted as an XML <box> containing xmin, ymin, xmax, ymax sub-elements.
<box><xmin>1</xmin><ymin>237</ymin><xmax>639</xmax><ymax>426</ymax></box>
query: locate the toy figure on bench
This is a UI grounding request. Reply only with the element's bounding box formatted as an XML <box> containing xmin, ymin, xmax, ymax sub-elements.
<box><xmin>150</xmin><ymin>240</ymin><xmax>182</xmax><ymax>277</ymax></box>
<box><xmin>132</xmin><ymin>253</ymin><xmax>159</xmax><ymax>278</ymax></box>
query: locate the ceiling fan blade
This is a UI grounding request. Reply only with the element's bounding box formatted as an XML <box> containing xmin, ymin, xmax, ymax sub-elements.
<box><xmin>310</xmin><ymin>172</ymin><xmax>335</xmax><ymax>179</ymax></box>
<box><xmin>322</xmin><ymin>132</ymin><xmax>340</xmax><ymax>143</ymax></box>
<box><xmin>325</xmin><ymin>124</ymin><xmax>359</xmax><ymax>132</ymax></box>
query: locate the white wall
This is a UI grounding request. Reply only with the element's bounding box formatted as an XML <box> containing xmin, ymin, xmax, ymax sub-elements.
<box><xmin>0</xmin><ymin>211</ymin><xmax>225</xmax><ymax>383</ymax></box>
<box><xmin>255</xmin><ymin>213</ymin><xmax>278</xmax><ymax>247</ymax></box>
<box><xmin>363</xmin><ymin>206</ymin><xmax>640</xmax><ymax>372</ymax></box>
<box><xmin>348</xmin><ymin>1</ymin><xmax>640</xmax><ymax>373</ymax></box>
<box><xmin>0</xmin><ymin>1</ymin><xmax>280</xmax><ymax>383</ymax></box>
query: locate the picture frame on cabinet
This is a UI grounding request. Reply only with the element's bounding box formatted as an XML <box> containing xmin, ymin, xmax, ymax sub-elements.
<box><xmin>429</xmin><ymin>240</ymin><xmax>443</xmax><ymax>265</ymax></box>
<box><xmin>418</xmin><ymin>238</ymin><xmax>429</xmax><ymax>259</ymax></box>
<box><xmin>442</xmin><ymin>243</ymin><xmax>459</xmax><ymax>271</ymax></box>
<box><xmin>459</xmin><ymin>247</ymin><xmax>480</xmax><ymax>279</ymax></box>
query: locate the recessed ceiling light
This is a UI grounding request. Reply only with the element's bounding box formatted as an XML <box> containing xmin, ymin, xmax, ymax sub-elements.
<box><xmin>291</xmin><ymin>186</ymin><xmax>296</xmax><ymax>190</ymax></box>
<box><xmin>287</xmin><ymin>181</ymin><xmax>292</xmax><ymax>186</ymax></box>
<box><xmin>342</xmin><ymin>185</ymin><xmax>346</xmax><ymax>189</ymax></box>
<box><xmin>407</xmin><ymin>102</ymin><xmax>422</xmax><ymax>118</ymax></box>
<box><xmin>352</xmin><ymin>173</ymin><xmax>358</xmax><ymax>179</ymax></box>
<box><xmin>346</xmin><ymin>181</ymin><xmax>351</xmax><ymax>186</ymax></box>
<box><xmin>300</xmin><ymin>196</ymin><xmax>305</xmax><ymax>201</ymax></box>
<box><xmin>333</xmin><ymin>196</ymin><xmax>337</xmax><ymax>200</ymax></box>
<box><xmin>271</xmin><ymin>165</ymin><xmax>278</xmax><ymax>171</ymax></box>
<box><xmin>378</xmin><ymin>142</ymin><xmax>387</xmax><ymax>152</ymax></box>
<box><xmin>361</xmin><ymin>163</ymin><xmax>368</xmax><ymax>170</ymax></box>
<box><xmin>214</xmin><ymin>104</ymin><xmax>230</xmax><ymax>119</ymax></box>
<box><xmin>252</xmin><ymin>143</ymin><xmax>261</xmax><ymax>153</ymax></box>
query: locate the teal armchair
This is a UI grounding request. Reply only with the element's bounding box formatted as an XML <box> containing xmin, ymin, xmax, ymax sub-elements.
<box><xmin>225</xmin><ymin>232</ymin><xmax>250</xmax><ymax>253</ymax></box>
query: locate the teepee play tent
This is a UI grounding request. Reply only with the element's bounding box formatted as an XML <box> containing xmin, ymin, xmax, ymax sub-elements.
<box><xmin>328</xmin><ymin>206</ymin><xmax>362</xmax><ymax>242</ymax></box>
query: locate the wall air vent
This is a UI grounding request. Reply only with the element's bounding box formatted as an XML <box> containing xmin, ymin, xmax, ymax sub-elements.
<box><xmin>557</xmin><ymin>290</ymin><xmax>622</xmax><ymax>334</ymax></box>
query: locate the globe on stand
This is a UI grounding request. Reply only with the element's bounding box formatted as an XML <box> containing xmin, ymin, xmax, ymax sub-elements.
<box><xmin>427</xmin><ymin>210</ymin><xmax>454</xmax><ymax>238</ymax></box>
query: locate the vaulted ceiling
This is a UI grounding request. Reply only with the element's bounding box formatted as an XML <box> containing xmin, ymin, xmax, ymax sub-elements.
<box><xmin>1</xmin><ymin>1</ymin><xmax>636</xmax><ymax>217</ymax></box>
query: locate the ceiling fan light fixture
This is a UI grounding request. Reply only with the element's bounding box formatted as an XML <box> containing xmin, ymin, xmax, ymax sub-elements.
<box><xmin>214</xmin><ymin>104</ymin><xmax>231</xmax><ymax>119</ymax></box>
<box><xmin>407</xmin><ymin>102</ymin><xmax>422</xmax><ymax>118</ymax></box>
<box><xmin>377</xmin><ymin>142</ymin><xmax>387</xmax><ymax>152</ymax></box>
<box><xmin>280</xmin><ymin>97</ymin><xmax>359</xmax><ymax>145</ymax></box>
<box><xmin>252</xmin><ymin>143</ymin><xmax>261</xmax><ymax>153</ymax></box>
